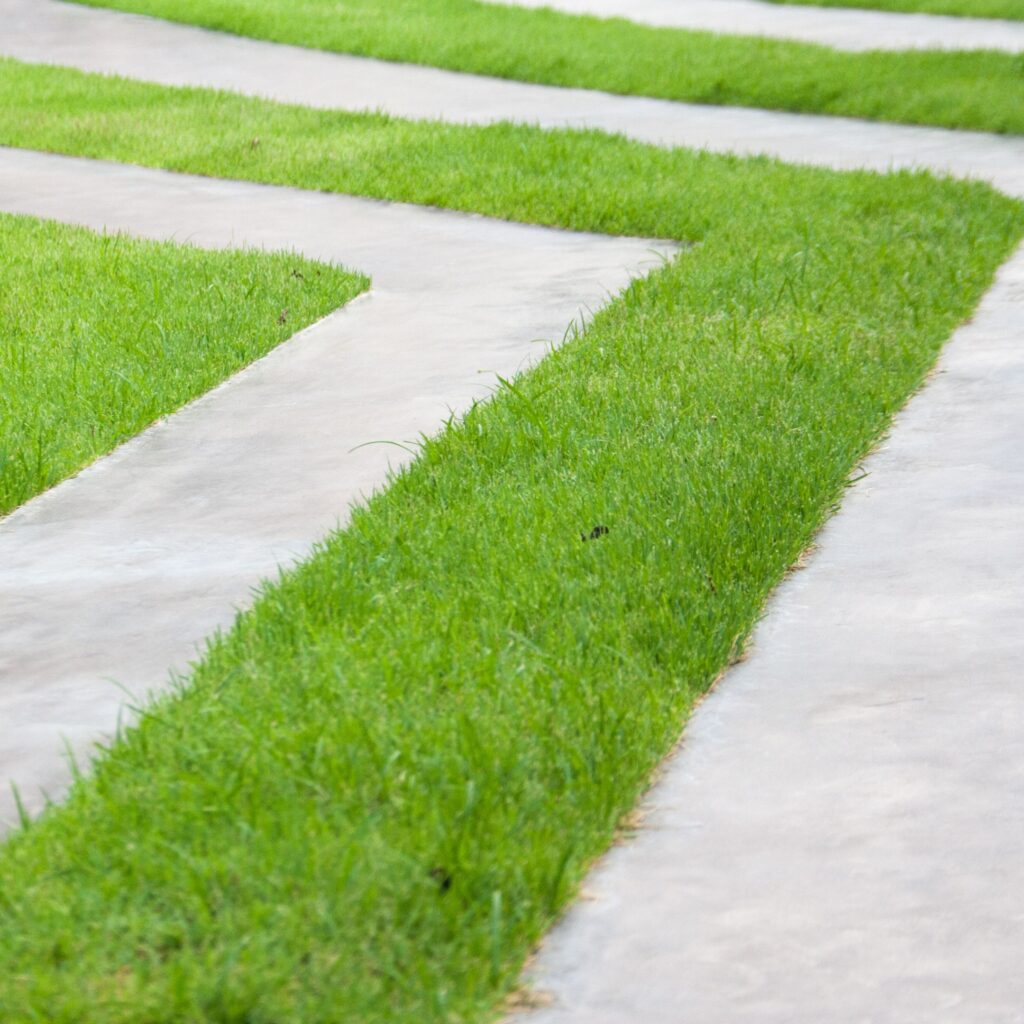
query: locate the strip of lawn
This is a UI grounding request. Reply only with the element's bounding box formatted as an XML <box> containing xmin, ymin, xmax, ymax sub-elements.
<box><xmin>765</xmin><ymin>0</ymin><xmax>1024</xmax><ymax>20</ymax></box>
<box><xmin>0</xmin><ymin>212</ymin><xmax>366</xmax><ymax>516</ymax></box>
<box><xmin>1</xmin><ymin>62</ymin><xmax>1023</xmax><ymax>1023</ymax></box>
<box><xmin>64</xmin><ymin>0</ymin><xmax>1024</xmax><ymax>135</ymax></box>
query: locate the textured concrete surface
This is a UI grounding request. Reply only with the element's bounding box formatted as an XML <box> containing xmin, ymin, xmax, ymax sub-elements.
<box><xmin>484</xmin><ymin>0</ymin><xmax>1024</xmax><ymax>52</ymax></box>
<box><xmin>515</xmin><ymin>243</ymin><xmax>1024</xmax><ymax>1024</ymax></box>
<box><xmin>0</xmin><ymin>148</ymin><xmax>671</xmax><ymax>827</ymax></box>
<box><xmin>3</xmin><ymin>0</ymin><xmax>1024</xmax><ymax>198</ymax></box>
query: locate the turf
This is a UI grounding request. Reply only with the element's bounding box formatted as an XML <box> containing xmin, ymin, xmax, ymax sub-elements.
<box><xmin>0</xmin><ymin>216</ymin><xmax>368</xmax><ymax>520</ymax></box>
<box><xmin>0</xmin><ymin>212</ymin><xmax>366</xmax><ymax>516</ymax></box>
<box><xmin>766</xmin><ymin>0</ymin><xmax>1024</xmax><ymax>20</ymax></box>
<box><xmin>0</xmin><ymin>58</ymin><xmax>1017</xmax><ymax>242</ymax></box>
<box><xmin>0</xmin><ymin>59</ymin><xmax>1022</xmax><ymax>1023</ymax></box>
<box><xmin>64</xmin><ymin>0</ymin><xmax>1024</xmax><ymax>135</ymax></box>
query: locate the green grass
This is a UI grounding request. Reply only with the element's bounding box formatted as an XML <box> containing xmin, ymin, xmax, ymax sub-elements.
<box><xmin>65</xmin><ymin>0</ymin><xmax>1024</xmax><ymax>135</ymax></box>
<box><xmin>1</xmin><ymin>58</ymin><xmax>1022</xmax><ymax>1023</ymax></box>
<box><xmin>766</xmin><ymin>0</ymin><xmax>1024</xmax><ymax>20</ymax></box>
<box><xmin>0</xmin><ymin>57</ymin><xmax>1018</xmax><ymax>242</ymax></box>
<box><xmin>0</xmin><ymin>212</ymin><xmax>367</xmax><ymax>517</ymax></box>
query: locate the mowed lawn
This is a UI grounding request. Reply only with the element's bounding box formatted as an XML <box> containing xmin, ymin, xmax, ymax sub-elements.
<box><xmin>0</xmin><ymin>212</ymin><xmax>366</xmax><ymax>515</ymax></box>
<box><xmin>61</xmin><ymin>0</ymin><xmax>1024</xmax><ymax>134</ymax></box>
<box><xmin>766</xmin><ymin>0</ymin><xmax>1024</xmax><ymax>19</ymax></box>
<box><xmin>0</xmin><ymin>57</ymin><xmax>1021</xmax><ymax>1021</ymax></box>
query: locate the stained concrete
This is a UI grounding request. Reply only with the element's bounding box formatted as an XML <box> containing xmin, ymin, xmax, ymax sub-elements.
<box><xmin>0</xmin><ymin>148</ymin><xmax>672</xmax><ymax>827</ymax></box>
<box><xmin>514</xmin><ymin>242</ymin><xmax>1024</xmax><ymax>1024</ymax></box>
<box><xmin>484</xmin><ymin>0</ymin><xmax>1024</xmax><ymax>53</ymax></box>
<box><xmin>3</xmin><ymin>0</ymin><xmax>1024</xmax><ymax>199</ymax></box>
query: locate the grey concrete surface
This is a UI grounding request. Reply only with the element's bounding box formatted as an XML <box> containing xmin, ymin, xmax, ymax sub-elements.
<box><xmin>483</xmin><ymin>0</ymin><xmax>1024</xmax><ymax>53</ymax></box>
<box><xmin>514</xmin><ymin>244</ymin><xmax>1024</xmax><ymax>1023</ymax></box>
<box><xmin>0</xmin><ymin>148</ymin><xmax>672</xmax><ymax>828</ymax></box>
<box><xmin>4</xmin><ymin>0</ymin><xmax>1024</xmax><ymax>199</ymax></box>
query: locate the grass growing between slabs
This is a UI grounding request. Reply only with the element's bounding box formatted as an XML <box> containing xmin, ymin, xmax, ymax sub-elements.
<box><xmin>64</xmin><ymin>0</ymin><xmax>1024</xmax><ymax>135</ymax></box>
<box><xmin>1</xmin><ymin>61</ymin><xmax>1023</xmax><ymax>1024</ymax></box>
<box><xmin>0</xmin><ymin>212</ymin><xmax>366</xmax><ymax>516</ymax></box>
<box><xmin>765</xmin><ymin>0</ymin><xmax>1024</xmax><ymax>20</ymax></box>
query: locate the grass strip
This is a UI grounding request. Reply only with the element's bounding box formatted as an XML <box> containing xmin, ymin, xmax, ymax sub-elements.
<box><xmin>65</xmin><ymin>0</ymin><xmax>1024</xmax><ymax>135</ymax></box>
<box><xmin>0</xmin><ymin>58</ymin><xmax>1019</xmax><ymax>242</ymax></box>
<box><xmin>0</xmin><ymin>212</ymin><xmax>366</xmax><ymax>516</ymax></box>
<box><xmin>0</xmin><ymin>58</ymin><xmax>1022</xmax><ymax>1023</ymax></box>
<box><xmin>765</xmin><ymin>0</ymin><xmax>1024</xmax><ymax>21</ymax></box>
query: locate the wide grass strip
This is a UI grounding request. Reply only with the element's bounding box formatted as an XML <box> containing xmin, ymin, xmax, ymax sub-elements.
<box><xmin>0</xmin><ymin>212</ymin><xmax>366</xmax><ymax>515</ymax></box>
<box><xmin>0</xmin><ymin>118</ymin><xmax>1021</xmax><ymax>1020</ymax></box>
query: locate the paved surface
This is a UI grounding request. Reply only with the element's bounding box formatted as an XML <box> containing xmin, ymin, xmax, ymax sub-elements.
<box><xmin>4</xmin><ymin>0</ymin><xmax>1024</xmax><ymax>198</ymax></box>
<box><xmin>484</xmin><ymin>0</ymin><xmax>1024</xmax><ymax>52</ymax></box>
<box><xmin>0</xmin><ymin>148</ymin><xmax>670</xmax><ymax>827</ymax></box>
<box><xmin>512</xmin><ymin>245</ymin><xmax>1024</xmax><ymax>1023</ymax></box>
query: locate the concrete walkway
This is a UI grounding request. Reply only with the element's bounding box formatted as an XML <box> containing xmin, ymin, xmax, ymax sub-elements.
<box><xmin>0</xmin><ymin>148</ymin><xmax>670</xmax><ymax>827</ymax></box>
<box><xmin>484</xmin><ymin>0</ymin><xmax>1024</xmax><ymax>53</ymax></box>
<box><xmin>3</xmin><ymin>0</ymin><xmax>1024</xmax><ymax>197</ymax></box>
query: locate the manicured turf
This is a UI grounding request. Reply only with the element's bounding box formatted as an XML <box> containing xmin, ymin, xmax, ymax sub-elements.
<box><xmin>766</xmin><ymin>0</ymin><xmax>1024</xmax><ymax>20</ymax></box>
<box><xmin>0</xmin><ymin>212</ymin><xmax>366</xmax><ymax>516</ymax></box>
<box><xmin>0</xmin><ymin>58</ymin><xmax>1017</xmax><ymax>243</ymax></box>
<box><xmin>1</xmin><ymin>59</ymin><xmax>1022</xmax><ymax>1023</ymax></box>
<box><xmin>64</xmin><ymin>0</ymin><xmax>1024</xmax><ymax>134</ymax></box>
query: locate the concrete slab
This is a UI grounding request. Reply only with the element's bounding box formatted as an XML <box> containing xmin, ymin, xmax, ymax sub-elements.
<box><xmin>3</xmin><ymin>0</ymin><xmax>1024</xmax><ymax>198</ymax></box>
<box><xmin>0</xmin><ymin>148</ymin><xmax>672</xmax><ymax>828</ymax></box>
<box><xmin>483</xmin><ymin>0</ymin><xmax>1024</xmax><ymax>53</ymax></box>
<box><xmin>514</xmin><ymin>241</ymin><xmax>1024</xmax><ymax>1024</ymax></box>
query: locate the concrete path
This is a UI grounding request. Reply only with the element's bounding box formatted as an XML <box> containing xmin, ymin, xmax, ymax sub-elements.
<box><xmin>0</xmin><ymin>148</ymin><xmax>670</xmax><ymax>827</ymax></box>
<box><xmin>3</xmin><ymin>0</ymin><xmax>1024</xmax><ymax>198</ymax></box>
<box><xmin>514</xmin><ymin>242</ymin><xmax>1024</xmax><ymax>1024</ymax></box>
<box><xmin>484</xmin><ymin>0</ymin><xmax>1024</xmax><ymax>53</ymax></box>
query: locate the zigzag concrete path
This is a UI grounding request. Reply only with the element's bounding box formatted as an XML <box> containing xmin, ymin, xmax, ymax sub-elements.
<box><xmin>0</xmin><ymin>149</ymin><xmax>670</xmax><ymax>826</ymax></box>
<box><xmin>2</xmin><ymin>3</ymin><xmax>1024</xmax><ymax>1020</ymax></box>
<box><xmin>486</xmin><ymin>0</ymin><xmax>1024</xmax><ymax>52</ymax></box>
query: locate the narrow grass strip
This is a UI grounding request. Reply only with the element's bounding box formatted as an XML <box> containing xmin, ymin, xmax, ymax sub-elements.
<box><xmin>0</xmin><ymin>58</ymin><xmax>1021</xmax><ymax>1019</ymax></box>
<box><xmin>0</xmin><ymin>213</ymin><xmax>366</xmax><ymax>516</ymax></box>
<box><xmin>0</xmin><ymin>58</ymin><xmax>1019</xmax><ymax>246</ymax></box>
<box><xmin>64</xmin><ymin>0</ymin><xmax>1024</xmax><ymax>135</ymax></box>
<box><xmin>765</xmin><ymin>0</ymin><xmax>1024</xmax><ymax>20</ymax></box>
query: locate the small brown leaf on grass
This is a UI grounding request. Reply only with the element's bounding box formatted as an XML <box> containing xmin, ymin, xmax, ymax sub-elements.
<box><xmin>277</xmin><ymin>308</ymin><xmax>289</xmax><ymax>325</ymax></box>
<box><xmin>101</xmin><ymin>964</ymin><xmax>136</xmax><ymax>1001</ymax></box>
<box><xmin>429</xmin><ymin>866</ymin><xmax>453</xmax><ymax>893</ymax></box>
<box><xmin>614</xmin><ymin>805</ymin><xmax>649</xmax><ymax>844</ymax></box>
<box><xmin>504</xmin><ymin>987</ymin><xmax>555</xmax><ymax>1012</ymax></box>
<box><xmin>788</xmin><ymin>542</ymin><xmax>817</xmax><ymax>573</ymax></box>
